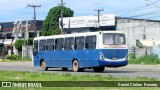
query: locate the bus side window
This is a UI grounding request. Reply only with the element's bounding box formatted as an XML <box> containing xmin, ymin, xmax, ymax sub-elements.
<box><xmin>39</xmin><ymin>40</ymin><xmax>46</xmax><ymax>51</ymax></box>
<box><xmin>85</xmin><ymin>36</ymin><xmax>96</xmax><ymax>49</ymax></box>
<box><xmin>70</xmin><ymin>38</ymin><xmax>75</xmax><ymax>50</ymax></box>
<box><xmin>34</xmin><ymin>40</ymin><xmax>38</xmax><ymax>52</ymax></box>
<box><xmin>75</xmin><ymin>37</ymin><xmax>84</xmax><ymax>50</ymax></box>
<box><xmin>46</xmin><ymin>39</ymin><xmax>54</xmax><ymax>51</ymax></box>
<box><xmin>55</xmin><ymin>38</ymin><xmax>64</xmax><ymax>50</ymax></box>
<box><xmin>64</xmin><ymin>37</ymin><xmax>74</xmax><ymax>50</ymax></box>
<box><xmin>92</xmin><ymin>36</ymin><xmax>96</xmax><ymax>49</ymax></box>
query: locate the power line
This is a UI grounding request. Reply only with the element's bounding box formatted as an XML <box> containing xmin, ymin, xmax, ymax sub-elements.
<box><xmin>94</xmin><ymin>9</ymin><xmax>104</xmax><ymax>28</ymax></box>
<box><xmin>119</xmin><ymin>0</ymin><xmax>160</xmax><ymax>17</ymax></box>
<box><xmin>59</xmin><ymin>0</ymin><xmax>65</xmax><ymax>34</ymax></box>
<box><xmin>146</xmin><ymin>0</ymin><xmax>160</xmax><ymax>8</ymax></box>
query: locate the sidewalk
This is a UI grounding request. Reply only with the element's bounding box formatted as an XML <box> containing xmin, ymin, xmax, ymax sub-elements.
<box><xmin>117</xmin><ymin>64</ymin><xmax>160</xmax><ymax>71</ymax></box>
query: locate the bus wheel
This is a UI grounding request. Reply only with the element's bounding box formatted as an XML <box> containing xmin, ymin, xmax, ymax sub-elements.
<box><xmin>41</xmin><ymin>60</ymin><xmax>48</xmax><ymax>71</ymax></box>
<box><xmin>62</xmin><ymin>68</ymin><xmax>68</xmax><ymax>71</ymax></box>
<box><xmin>72</xmin><ymin>60</ymin><xmax>79</xmax><ymax>72</ymax></box>
<box><xmin>93</xmin><ymin>66</ymin><xmax>105</xmax><ymax>72</ymax></box>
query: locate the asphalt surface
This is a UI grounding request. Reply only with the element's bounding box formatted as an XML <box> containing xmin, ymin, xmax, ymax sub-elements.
<box><xmin>0</xmin><ymin>61</ymin><xmax>160</xmax><ymax>79</ymax></box>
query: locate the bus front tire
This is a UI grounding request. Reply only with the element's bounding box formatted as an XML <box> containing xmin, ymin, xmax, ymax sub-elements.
<box><xmin>41</xmin><ymin>60</ymin><xmax>48</xmax><ymax>71</ymax></box>
<box><xmin>93</xmin><ymin>66</ymin><xmax>105</xmax><ymax>72</ymax></box>
<box><xmin>62</xmin><ymin>68</ymin><xmax>68</xmax><ymax>71</ymax></box>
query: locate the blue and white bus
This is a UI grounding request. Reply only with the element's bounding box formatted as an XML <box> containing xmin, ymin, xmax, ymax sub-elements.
<box><xmin>32</xmin><ymin>31</ymin><xmax>128</xmax><ymax>72</ymax></box>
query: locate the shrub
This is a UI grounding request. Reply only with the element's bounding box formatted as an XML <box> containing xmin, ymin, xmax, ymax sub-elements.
<box><xmin>129</xmin><ymin>54</ymin><xmax>160</xmax><ymax>64</ymax></box>
<box><xmin>27</xmin><ymin>38</ymin><xmax>33</xmax><ymax>45</ymax></box>
<box><xmin>14</xmin><ymin>39</ymin><xmax>24</xmax><ymax>50</ymax></box>
<box><xmin>6</xmin><ymin>54</ymin><xmax>21</xmax><ymax>60</ymax></box>
<box><xmin>14</xmin><ymin>38</ymin><xmax>33</xmax><ymax>50</ymax></box>
<box><xmin>129</xmin><ymin>53</ymin><xmax>136</xmax><ymax>59</ymax></box>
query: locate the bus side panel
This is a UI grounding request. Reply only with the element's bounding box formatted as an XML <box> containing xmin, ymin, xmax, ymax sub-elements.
<box><xmin>41</xmin><ymin>50</ymin><xmax>101</xmax><ymax>68</ymax></box>
<box><xmin>33</xmin><ymin>57</ymin><xmax>40</xmax><ymax>67</ymax></box>
<box><xmin>33</xmin><ymin>52</ymin><xmax>41</xmax><ymax>67</ymax></box>
<box><xmin>73</xmin><ymin>50</ymin><xmax>100</xmax><ymax>68</ymax></box>
<box><xmin>44</xmin><ymin>51</ymin><xmax>73</xmax><ymax>68</ymax></box>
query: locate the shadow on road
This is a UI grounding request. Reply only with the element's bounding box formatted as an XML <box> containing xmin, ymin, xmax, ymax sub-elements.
<box><xmin>37</xmin><ymin>68</ymin><xmax>136</xmax><ymax>74</ymax></box>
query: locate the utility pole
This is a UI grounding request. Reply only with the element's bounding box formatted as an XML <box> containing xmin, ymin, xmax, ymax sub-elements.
<box><xmin>59</xmin><ymin>0</ymin><xmax>65</xmax><ymax>34</ymax></box>
<box><xmin>28</xmin><ymin>4</ymin><xmax>41</xmax><ymax>37</ymax></box>
<box><xmin>143</xmin><ymin>20</ymin><xmax>146</xmax><ymax>40</ymax></box>
<box><xmin>94</xmin><ymin>9</ymin><xmax>104</xmax><ymax>29</ymax></box>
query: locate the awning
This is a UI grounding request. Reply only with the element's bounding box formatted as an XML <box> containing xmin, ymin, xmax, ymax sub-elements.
<box><xmin>3</xmin><ymin>39</ymin><xmax>12</xmax><ymax>46</ymax></box>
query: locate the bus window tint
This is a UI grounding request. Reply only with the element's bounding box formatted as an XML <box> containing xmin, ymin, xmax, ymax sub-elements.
<box><xmin>64</xmin><ymin>37</ymin><xmax>74</xmax><ymax>50</ymax></box>
<box><xmin>75</xmin><ymin>37</ymin><xmax>84</xmax><ymax>50</ymax></box>
<box><xmin>103</xmin><ymin>33</ymin><xmax>126</xmax><ymax>45</ymax></box>
<box><xmin>39</xmin><ymin>40</ymin><xmax>46</xmax><ymax>51</ymax></box>
<box><xmin>103</xmin><ymin>34</ymin><xmax>114</xmax><ymax>45</ymax></box>
<box><xmin>115</xmin><ymin>34</ymin><xmax>125</xmax><ymax>44</ymax></box>
<box><xmin>46</xmin><ymin>39</ymin><xmax>54</xmax><ymax>50</ymax></box>
<box><xmin>34</xmin><ymin>40</ymin><xmax>38</xmax><ymax>52</ymax></box>
<box><xmin>55</xmin><ymin>38</ymin><xmax>64</xmax><ymax>50</ymax></box>
<box><xmin>85</xmin><ymin>36</ymin><xmax>96</xmax><ymax>49</ymax></box>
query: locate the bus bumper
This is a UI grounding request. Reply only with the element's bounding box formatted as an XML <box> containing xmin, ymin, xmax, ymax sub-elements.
<box><xmin>99</xmin><ymin>60</ymin><xmax>128</xmax><ymax>67</ymax></box>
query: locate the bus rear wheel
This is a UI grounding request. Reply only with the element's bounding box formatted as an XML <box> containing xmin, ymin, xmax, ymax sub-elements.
<box><xmin>72</xmin><ymin>60</ymin><xmax>84</xmax><ymax>72</ymax></box>
<box><xmin>93</xmin><ymin>66</ymin><xmax>105</xmax><ymax>72</ymax></box>
<box><xmin>73</xmin><ymin>60</ymin><xmax>79</xmax><ymax>72</ymax></box>
<box><xmin>62</xmin><ymin>68</ymin><xmax>68</xmax><ymax>71</ymax></box>
<box><xmin>41</xmin><ymin>60</ymin><xmax>48</xmax><ymax>71</ymax></box>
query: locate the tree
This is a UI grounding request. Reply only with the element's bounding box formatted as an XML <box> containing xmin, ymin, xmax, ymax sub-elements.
<box><xmin>42</xmin><ymin>6</ymin><xmax>74</xmax><ymax>36</ymax></box>
<box><xmin>14</xmin><ymin>39</ymin><xmax>24</xmax><ymax>50</ymax></box>
<box><xmin>14</xmin><ymin>39</ymin><xmax>33</xmax><ymax>50</ymax></box>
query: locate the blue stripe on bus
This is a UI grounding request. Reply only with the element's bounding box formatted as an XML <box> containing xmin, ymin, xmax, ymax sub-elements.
<box><xmin>33</xmin><ymin>49</ymin><xmax>128</xmax><ymax>68</ymax></box>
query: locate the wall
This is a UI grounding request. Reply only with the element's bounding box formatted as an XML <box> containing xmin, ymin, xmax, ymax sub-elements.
<box><xmin>116</xmin><ymin>18</ymin><xmax>160</xmax><ymax>47</ymax></box>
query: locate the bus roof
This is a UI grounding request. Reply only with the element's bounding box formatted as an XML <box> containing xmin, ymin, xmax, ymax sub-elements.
<box><xmin>34</xmin><ymin>31</ymin><xmax>125</xmax><ymax>40</ymax></box>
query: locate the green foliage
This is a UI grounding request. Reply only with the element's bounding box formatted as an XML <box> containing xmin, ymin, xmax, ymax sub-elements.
<box><xmin>14</xmin><ymin>38</ymin><xmax>33</xmax><ymax>50</ymax></box>
<box><xmin>0</xmin><ymin>71</ymin><xmax>157</xmax><ymax>81</ymax></box>
<box><xmin>27</xmin><ymin>38</ymin><xmax>33</xmax><ymax>45</ymax></box>
<box><xmin>129</xmin><ymin>54</ymin><xmax>160</xmax><ymax>64</ymax></box>
<box><xmin>6</xmin><ymin>54</ymin><xmax>20</xmax><ymax>60</ymax></box>
<box><xmin>129</xmin><ymin>53</ymin><xmax>136</xmax><ymax>59</ymax></box>
<box><xmin>14</xmin><ymin>39</ymin><xmax>24</xmax><ymax>50</ymax></box>
<box><xmin>6</xmin><ymin>55</ymin><xmax>31</xmax><ymax>61</ymax></box>
<box><xmin>42</xmin><ymin>6</ymin><xmax>74</xmax><ymax>36</ymax></box>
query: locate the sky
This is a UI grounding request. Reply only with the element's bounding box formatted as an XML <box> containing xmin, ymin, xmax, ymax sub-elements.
<box><xmin>0</xmin><ymin>0</ymin><xmax>160</xmax><ymax>22</ymax></box>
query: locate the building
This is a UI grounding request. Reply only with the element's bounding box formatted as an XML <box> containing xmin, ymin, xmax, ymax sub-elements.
<box><xmin>0</xmin><ymin>20</ymin><xmax>43</xmax><ymax>56</ymax></box>
<box><xmin>60</xmin><ymin>14</ymin><xmax>160</xmax><ymax>47</ymax></box>
<box><xmin>0</xmin><ymin>20</ymin><xmax>43</xmax><ymax>39</ymax></box>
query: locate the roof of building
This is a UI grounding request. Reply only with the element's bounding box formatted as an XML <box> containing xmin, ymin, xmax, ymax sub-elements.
<box><xmin>116</xmin><ymin>17</ymin><xmax>160</xmax><ymax>22</ymax></box>
<box><xmin>0</xmin><ymin>20</ymin><xmax>43</xmax><ymax>31</ymax></box>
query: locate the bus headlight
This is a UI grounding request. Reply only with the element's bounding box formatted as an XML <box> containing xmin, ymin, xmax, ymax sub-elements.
<box><xmin>100</xmin><ymin>52</ymin><xmax>105</xmax><ymax>60</ymax></box>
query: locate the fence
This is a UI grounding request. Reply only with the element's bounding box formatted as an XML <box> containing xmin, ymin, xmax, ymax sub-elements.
<box><xmin>22</xmin><ymin>45</ymin><xmax>33</xmax><ymax>59</ymax></box>
<box><xmin>128</xmin><ymin>47</ymin><xmax>152</xmax><ymax>58</ymax></box>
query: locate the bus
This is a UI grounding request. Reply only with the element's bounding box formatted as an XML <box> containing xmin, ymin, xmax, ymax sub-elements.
<box><xmin>32</xmin><ymin>31</ymin><xmax>128</xmax><ymax>72</ymax></box>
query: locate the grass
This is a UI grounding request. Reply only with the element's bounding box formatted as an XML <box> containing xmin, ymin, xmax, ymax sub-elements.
<box><xmin>0</xmin><ymin>71</ymin><xmax>158</xmax><ymax>81</ymax></box>
<box><xmin>0</xmin><ymin>57</ymin><xmax>31</xmax><ymax>62</ymax></box>
<box><xmin>129</xmin><ymin>53</ymin><xmax>160</xmax><ymax>65</ymax></box>
<box><xmin>0</xmin><ymin>70</ymin><xmax>160</xmax><ymax>90</ymax></box>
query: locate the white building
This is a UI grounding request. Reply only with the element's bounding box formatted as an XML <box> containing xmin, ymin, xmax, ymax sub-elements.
<box><xmin>60</xmin><ymin>15</ymin><xmax>160</xmax><ymax>47</ymax></box>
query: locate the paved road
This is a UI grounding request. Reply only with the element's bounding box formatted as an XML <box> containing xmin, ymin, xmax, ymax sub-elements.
<box><xmin>0</xmin><ymin>61</ymin><xmax>160</xmax><ymax>79</ymax></box>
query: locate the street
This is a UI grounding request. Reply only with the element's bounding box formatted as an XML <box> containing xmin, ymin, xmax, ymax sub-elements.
<box><xmin>0</xmin><ymin>61</ymin><xmax>160</xmax><ymax>79</ymax></box>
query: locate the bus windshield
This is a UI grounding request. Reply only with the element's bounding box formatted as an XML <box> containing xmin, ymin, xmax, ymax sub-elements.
<box><xmin>103</xmin><ymin>33</ymin><xmax>126</xmax><ymax>45</ymax></box>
